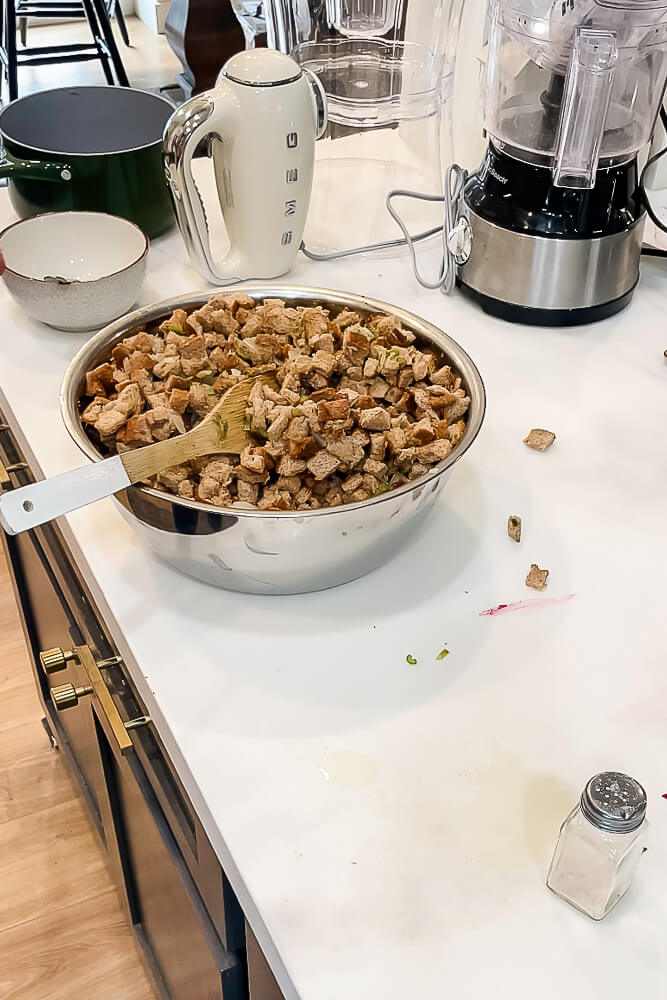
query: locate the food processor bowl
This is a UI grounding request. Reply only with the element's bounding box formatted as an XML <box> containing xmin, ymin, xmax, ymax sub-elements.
<box><xmin>484</xmin><ymin>0</ymin><xmax>667</xmax><ymax>182</ymax></box>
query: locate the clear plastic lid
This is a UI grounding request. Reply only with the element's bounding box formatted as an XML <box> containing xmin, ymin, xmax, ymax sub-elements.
<box><xmin>484</xmin><ymin>0</ymin><xmax>667</xmax><ymax>186</ymax></box>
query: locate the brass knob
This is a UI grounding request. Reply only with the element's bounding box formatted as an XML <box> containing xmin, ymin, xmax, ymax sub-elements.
<box><xmin>50</xmin><ymin>683</ymin><xmax>92</xmax><ymax>711</ymax></box>
<box><xmin>40</xmin><ymin>647</ymin><xmax>77</xmax><ymax>674</ymax></box>
<box><xmin>0</xmin><ymin>460</ymin><xmax>27</xmax><ymax>486</ymax></box>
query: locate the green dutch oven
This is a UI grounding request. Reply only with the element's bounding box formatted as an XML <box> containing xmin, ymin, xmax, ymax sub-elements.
<box><xmin>0</xmin><ymin>86</ymin><xmax>175</xmax><ymax>239</ymax></box>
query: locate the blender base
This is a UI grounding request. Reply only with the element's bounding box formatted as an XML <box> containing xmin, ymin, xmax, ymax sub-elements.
<box><xmin>457</xmin><ymin>280</ymin><xmax>637</xmax><ymax>327</ymax></box>
<box><xmin>456</xmin><ymin>145</ymin><xmax>645</xmax><ymax>327</ymax></box>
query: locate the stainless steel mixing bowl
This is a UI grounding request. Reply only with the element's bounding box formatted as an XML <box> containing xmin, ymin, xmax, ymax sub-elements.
<box><xmin>62</xmin><ymin>286</ymin><xmax>485</xmax><ymax>594</ymax></box>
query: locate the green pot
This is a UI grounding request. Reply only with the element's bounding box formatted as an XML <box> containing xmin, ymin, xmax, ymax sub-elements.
<box><xmin>0</xmin><ymin>86</ymin><xmax>175</xmax><ymax>240</ymax></box>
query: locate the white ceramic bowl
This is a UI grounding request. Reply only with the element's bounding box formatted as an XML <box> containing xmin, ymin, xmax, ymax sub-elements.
<box><xmin>0</xmin><ymin>211</ymin><xmax>148</xmax><ymax>332</ymax></box>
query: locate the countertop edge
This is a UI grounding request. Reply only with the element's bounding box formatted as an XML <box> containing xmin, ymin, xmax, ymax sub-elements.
<box><xmin>0</xmin><ymin>386</ymin><xmax>301</xmax><ymax>1000</ymax></box>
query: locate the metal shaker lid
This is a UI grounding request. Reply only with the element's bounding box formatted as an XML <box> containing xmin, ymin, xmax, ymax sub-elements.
<box><xmin>580</xmin><ymin>772</ymin><xmax>647</xmax><ymax>834</ymax></box>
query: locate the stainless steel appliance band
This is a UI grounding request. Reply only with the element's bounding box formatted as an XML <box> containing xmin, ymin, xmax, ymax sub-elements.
<box><xmin>458</xmin><ymin>208</ymin><xmax>645</xmax><ymax>311</ymax></box>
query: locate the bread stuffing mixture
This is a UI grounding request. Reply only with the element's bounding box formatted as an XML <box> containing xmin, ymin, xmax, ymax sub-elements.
<box><xmin>81</xmin><ymin>294</ymin><xmax>470</xmax><ymax>511</ymax></box>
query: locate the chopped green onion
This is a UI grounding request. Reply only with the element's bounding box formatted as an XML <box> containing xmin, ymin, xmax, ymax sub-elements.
<box><xmin>436</xmin><ymin>648</ymin><xmax>449</xmax><ymax>660</ymax></box>
<box><xmin>212</xmin><ymin>415</ymin><xmax>228</xmax><ymax>440</ymax></box>
<box><xmin>406</xmin><ymin>654</ymin><xmax>417</xmax><ymax>665</ymax></box>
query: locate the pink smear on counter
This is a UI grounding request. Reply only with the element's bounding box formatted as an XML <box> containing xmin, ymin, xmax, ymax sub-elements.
<box><xmin>479</xmin><ymin>594</ymin><xmax>576</xmax><ymax>617</ymax></box>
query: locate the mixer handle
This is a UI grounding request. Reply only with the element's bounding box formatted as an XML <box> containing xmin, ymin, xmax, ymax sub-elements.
<box><xmin>303</xmin><ymin>68</ymin><xmax>328</xmax><ymax>140</ymax></box>
<box><xmin>163</xmin><ymin>91</ymin><xmax>241</xmax><ymax>286</ymax></box>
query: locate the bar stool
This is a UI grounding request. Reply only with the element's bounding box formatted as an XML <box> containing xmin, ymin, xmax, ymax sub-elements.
<box><xmin>0</xmin><ymin>0</ymin><xmax>129</xmax><ymax>100</ymax></box>
<box><xmin>16</xmin><ymin>0</ymin><xmax>131</xmax><ymax>50</ymax></box>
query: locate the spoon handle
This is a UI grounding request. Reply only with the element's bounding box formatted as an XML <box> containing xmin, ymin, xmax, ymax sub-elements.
<box><xmin>0</xmin><ymin>455</ymin><xmax>130</xmax><ymax>535</ymax></box>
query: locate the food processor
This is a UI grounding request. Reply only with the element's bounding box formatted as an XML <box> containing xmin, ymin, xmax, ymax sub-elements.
<box><xmin>263</xmin><ymin>0</ymin><xmax>466</xmax><ymax>256</ymax></box>
<box><xmin>456</xmin><ymin>0</ymin><xmax>667</xmax><ymax>325</ymax></box>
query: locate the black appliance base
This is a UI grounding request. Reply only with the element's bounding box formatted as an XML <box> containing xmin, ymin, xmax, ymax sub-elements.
<box><xmin>457</xmin><ymin>280</ymin><xmax>637</xmax><ymax>328</ymax></box>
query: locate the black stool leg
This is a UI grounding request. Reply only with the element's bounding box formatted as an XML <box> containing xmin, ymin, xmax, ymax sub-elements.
<box><xmin>110</xmin><ymin>0</ymin><xmax>130</xmax><ymax>47</ymax></box>
<box><xmin>5</xmin><ymin>0</ymin><xmax>17</xmax><ymax>100</ymax></box>
<box><xmin>81</xmin><ymin>0</ymin><xmax>114</xmax><ymax>84</ymax></box>
<box><xmin>90</xmin><ymin>0</ymin><xmax>129</xmax><ymax>85</ymax></box>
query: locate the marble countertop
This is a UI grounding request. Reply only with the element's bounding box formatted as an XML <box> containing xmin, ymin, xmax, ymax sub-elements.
<box><xmin>1</xmin><ymin>194</ymin><xmax>667</xmax><ymax>1000</ymax></box>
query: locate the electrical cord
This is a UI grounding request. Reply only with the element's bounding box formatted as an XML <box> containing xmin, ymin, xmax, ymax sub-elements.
<box><xmin>300</xmin><ymin>163</ymin><xmax>467</xmax><ymax>296</ymax></box>
<box><xmin>640</xmin><ymin>104</ymin><xmax>667</xmax><ymax>236</ymax></box>
<box><xmin>300</xmin><ymin>224</ymin><xmax>443</xmax><ymax>262</ymax></box>
<box><xmin>385</xmin><ymin>164</ymin><xmax>467</xmax><ymax>295</ymax></box>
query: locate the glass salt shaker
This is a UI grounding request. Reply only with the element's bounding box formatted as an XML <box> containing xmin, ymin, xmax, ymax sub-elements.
<box><xmin>547</xmin><ymin>772</ymin><xmax>648</xmax><ymax>920</ymax></box>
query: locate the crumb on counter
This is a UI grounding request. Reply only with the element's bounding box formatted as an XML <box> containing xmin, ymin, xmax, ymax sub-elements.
<box><xmin>508</xmin><ymin>515</ymin><xmax>522</xmax><ymax>542</ymax></box>
<box><xmin>524</xmin><ymin>428</ymin><xmax>555</xmax><ymax>452</ymax></box>
<box><xmin>526</xmin><ymin>563</ymin><xmax>549</xmax><ymax>590</ymax></box>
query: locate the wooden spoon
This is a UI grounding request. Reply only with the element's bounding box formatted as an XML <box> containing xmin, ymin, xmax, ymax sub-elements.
<box><xmin>0</xmin><ymin>373</ymin><xmax>273</xmax><ymax>536</ymax></box>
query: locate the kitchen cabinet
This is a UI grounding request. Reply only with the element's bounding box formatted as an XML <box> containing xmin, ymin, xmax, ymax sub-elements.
<box><xmin>95</xmin><ymin>705</ymin><xmax>242</xmax><ymax>999</ymax></box>
<box><xmin>0</xmin><ymin>424</ymin><xmax>276</xmax><ymax>1000</ymax></box>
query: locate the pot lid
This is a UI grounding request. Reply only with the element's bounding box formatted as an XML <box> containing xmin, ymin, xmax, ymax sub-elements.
<box><xmin>0</xmin><ymin>86</ymin><xmax>174</xmax><ymax>155</ymax></box>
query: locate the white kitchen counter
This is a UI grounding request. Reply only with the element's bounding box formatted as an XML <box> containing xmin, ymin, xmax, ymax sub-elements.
<box><xmin>1</xmin><ymin>193</ymin><xmax>667</xmax><ymax>1000</ymax></box>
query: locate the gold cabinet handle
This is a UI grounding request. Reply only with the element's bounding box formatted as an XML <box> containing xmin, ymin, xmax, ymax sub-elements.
<box><xmin>0</xmin><ymin>460</ymin><xmax>11</xmax><ymax>491</ymax></box>
<box><xmin>40</xmin><ymin>646</ymin><xmax>77</xmax><ymax>674</ymax></box>
<box><xmin>51</xmin><ymin>682</ymin><xmax>93</xmax><ymax>711</ymax></box>
<box><xmin>0</xmin><ymin>460</ymin><xmax>27</xmax><ymax>491</ymax></box>
<box><xmin>48</xmin><ymin>644</ymin><xmax>134</xmax><ymax>756</ymax></box>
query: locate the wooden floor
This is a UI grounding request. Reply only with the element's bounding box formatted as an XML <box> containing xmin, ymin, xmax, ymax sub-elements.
<box><xmin>0</xmin><ymin>555</ymin><xmax>157</xmax><ymax>998</ymax></box>
<box><xmin>5</xmin><ymin>15</ymin><xmax>181</xmax><ymax>98</ymax></box>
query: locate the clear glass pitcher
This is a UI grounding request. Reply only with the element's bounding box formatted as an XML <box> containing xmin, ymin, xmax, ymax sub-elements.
<box><xmin>484</xmin><ymin>0</ymin><xmax>667</xmax><ymax>187</ymax></box>
<box><xmin>264</xmin><ymin>0</ymin><xmax>466</xmax><ymax>255</ymax></box>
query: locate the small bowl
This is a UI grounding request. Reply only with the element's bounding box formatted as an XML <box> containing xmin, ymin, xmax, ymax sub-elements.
<box><xmin>0</xmin><ymin>211</ymin><xmax>148</xmax><ymax>332</ymax></box>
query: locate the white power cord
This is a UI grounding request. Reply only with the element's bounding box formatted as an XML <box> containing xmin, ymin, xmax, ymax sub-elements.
<box><xmin>300</xmin><ymin>163</ymin><xmax>468</xmax><ymax>295</ymax></box>
<box><xmin>385</xmin><ymin>164</ymin><xmax>467</xmax><ymax>295</ymax></box>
